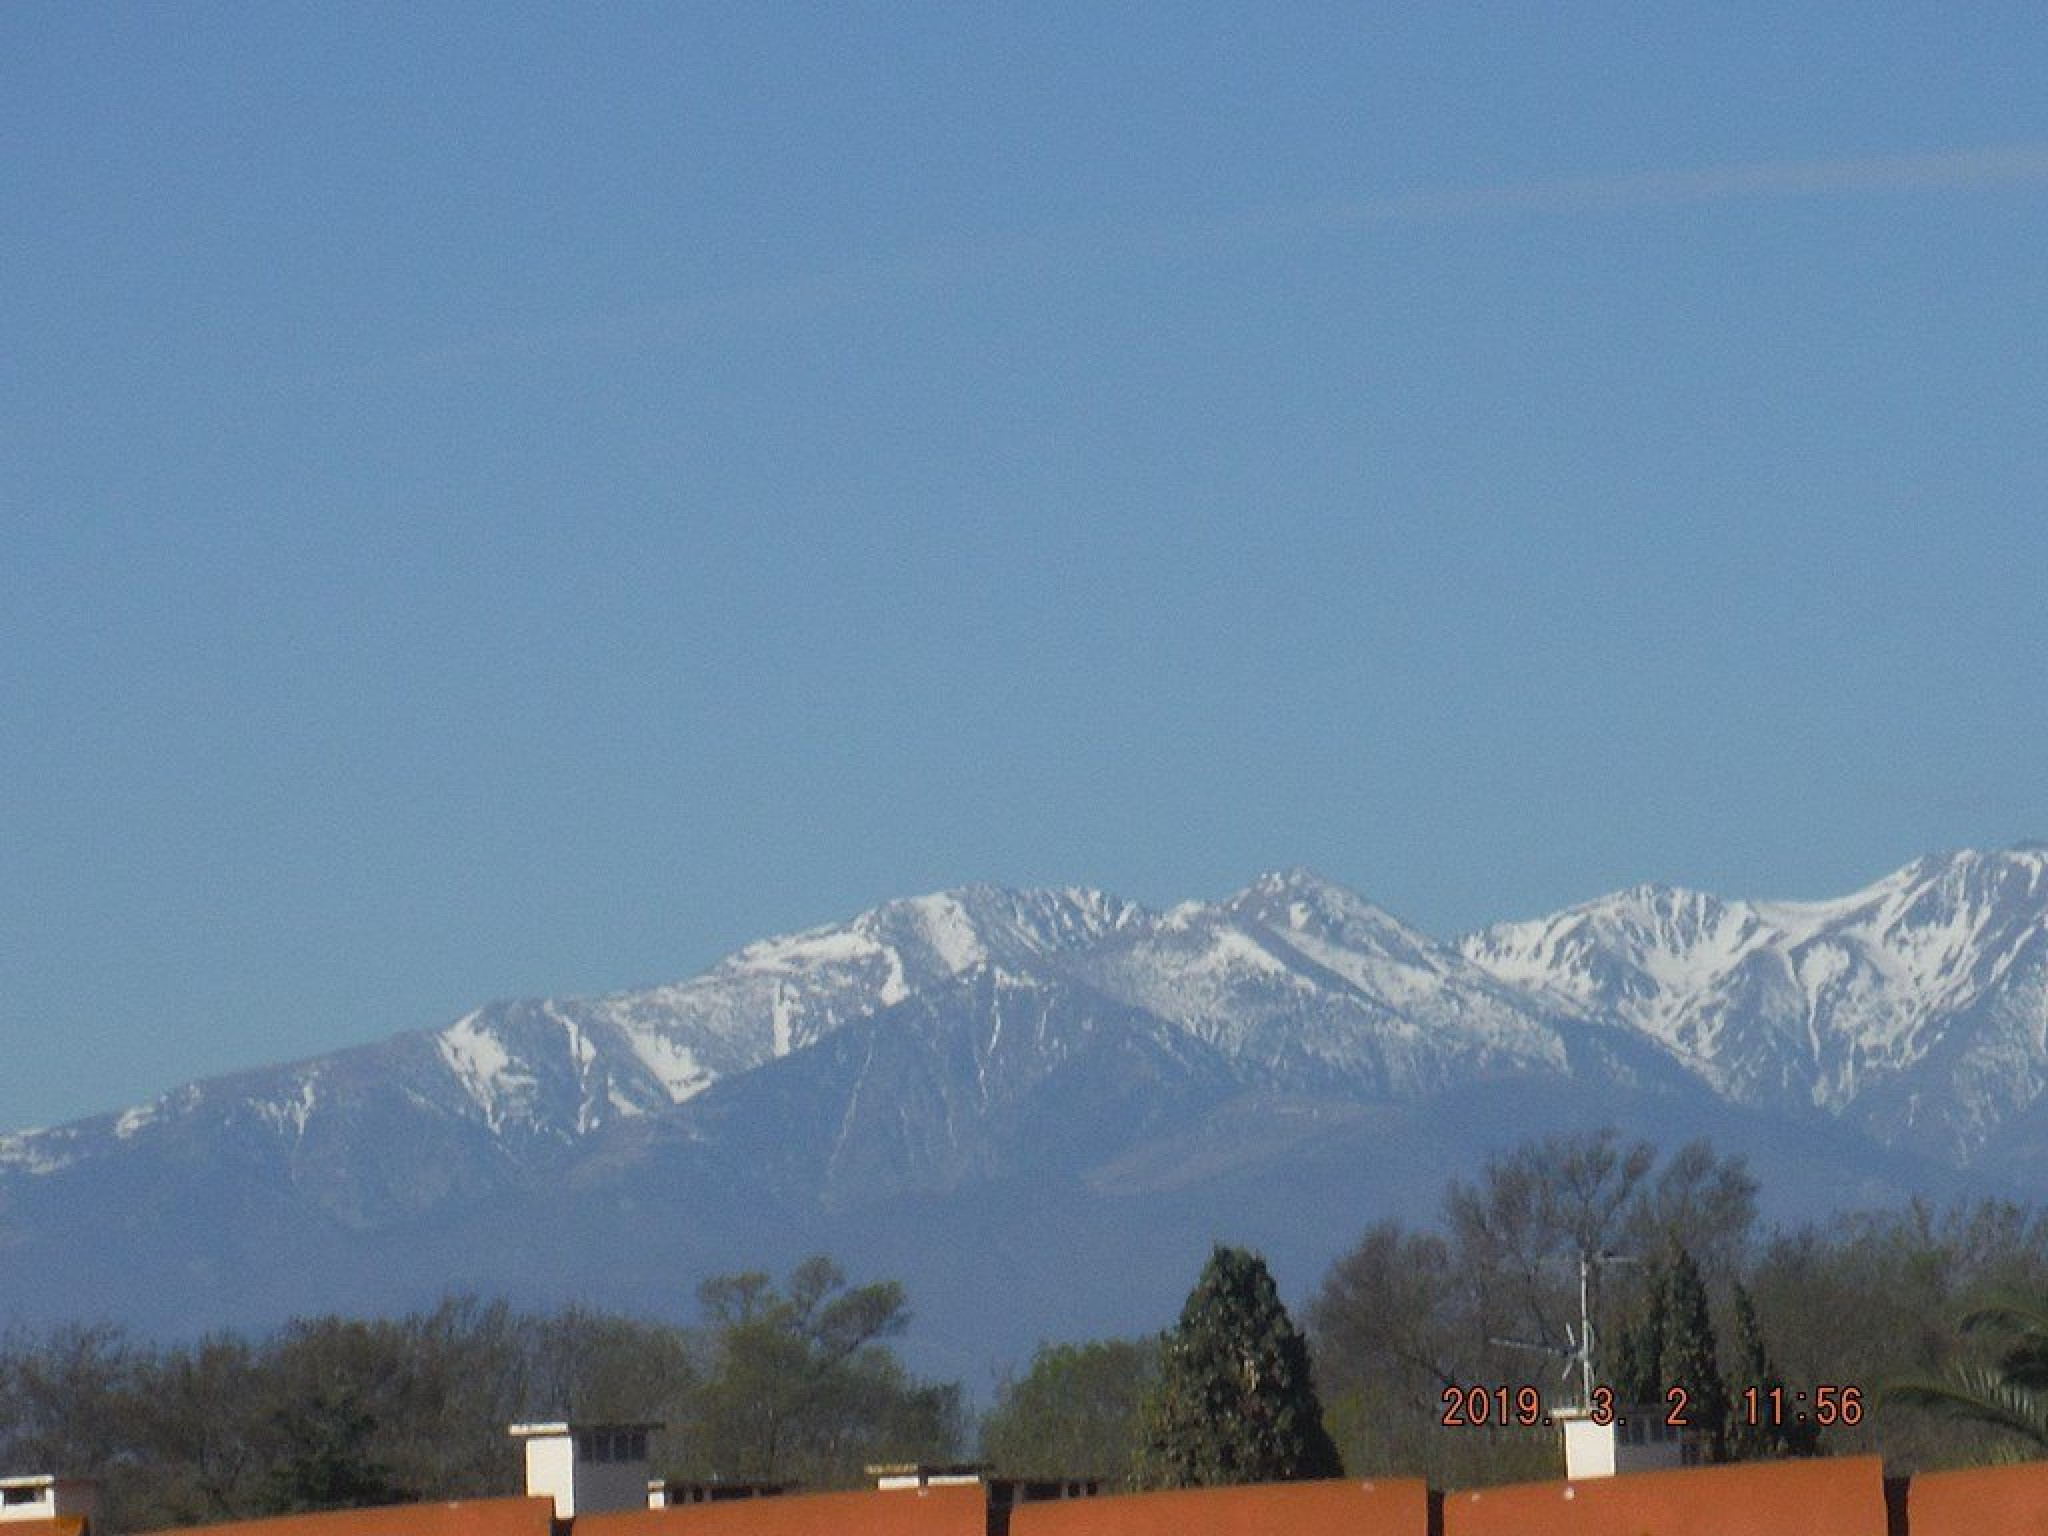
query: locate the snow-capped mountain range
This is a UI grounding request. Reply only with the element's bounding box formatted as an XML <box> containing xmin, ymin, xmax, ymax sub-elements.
<box><xmin>1461</xmin><ymin>844</ymin><xmax>2048</xmax><ymax>1160</ymax></box>
<box><xmin>1</xmin><ymin>848</ymin><xmax>2042</xmax><ymax>1364</ymax></box>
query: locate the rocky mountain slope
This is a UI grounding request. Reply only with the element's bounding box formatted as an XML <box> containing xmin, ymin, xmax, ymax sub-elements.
<box><xmin>1460</xmin><ymin>844</ymin><xmax>2048</xmax><ymax>1161</ymax></box>
<box><xmin>0</xmin><ymin>849</ymin><xmax>2039</xmax><ymax>1370</ymax></box>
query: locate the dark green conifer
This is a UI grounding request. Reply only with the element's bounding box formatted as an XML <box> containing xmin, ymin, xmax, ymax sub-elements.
<box><xmin>1727</xmin><ymin>1282</ymin><xmax>1819</xmax><ymax>1459</ymax></box>
<box><xmin>1658</xmin><ymin>1244</ymin><xmax>1730</xmax><ymax>1461</ymax></box>
<box><xmin>1611</xmin><ymin>1264</ymin><xmax>1669</xmax><ymax>1407</ymax></box>
<box><xmin>1137</xmin><ymin>1245</ymin><xmax>1343</xmax><ymax>1488</ymax></box>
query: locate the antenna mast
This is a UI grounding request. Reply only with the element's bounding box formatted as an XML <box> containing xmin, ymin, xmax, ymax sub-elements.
<box><xmin>1489</xmin><ymin>1249</ymin><xmax>1639</xmax><ymax>1411</ymax></box>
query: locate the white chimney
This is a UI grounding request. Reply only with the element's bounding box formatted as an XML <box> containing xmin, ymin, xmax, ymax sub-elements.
<box><xmin>1555</xmin><ymin>1406</ymin><xmax>1703</xmax><ymax>1480</ymax></box>
<box><xmin>508</xmin><ymin>1423</ymin><xmax>658</xmax><ymax>1518</ymax></box>
<box><xmin>0</xmin><ymin>1477</ymin><xmax>96</xmax><ymax>1528</ymax></box>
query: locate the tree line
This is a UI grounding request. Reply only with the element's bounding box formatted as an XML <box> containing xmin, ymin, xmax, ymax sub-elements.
<box><xmin>0</xmin><ymin>1258</ymin><xmax>959</xmax><ymax>1532</ymax></box>
<box><xmin>7</xmin><ymin>1131</ymin><xmax>2048</xmax><ymax>1530</ymax></box>
<box><xmin>984</xmin><ymin>1131</ymin><xmax>2048</xmax><ymax>1488</ymax></box>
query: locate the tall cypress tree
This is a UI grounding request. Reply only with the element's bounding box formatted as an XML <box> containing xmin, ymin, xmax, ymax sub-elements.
<box><xmin>1727</xmin><ymin>1281</ymin><xmax>1817</xmax><ymax>1460</ymax></box>
<box><xmin>1657</xmin><ymin>1244</ymin><xmax>1729</xmax><ymax>1462</ymax></box>
<box><xmin>1137</xmin><ymin>1245</ymin><xmax>1343</xmax><ymax>1488</ymax></box>
<box><xmin>1611</xmin><ymin>1264</ymin><xmax>1669</xmax><ymax>1407</ymax></box>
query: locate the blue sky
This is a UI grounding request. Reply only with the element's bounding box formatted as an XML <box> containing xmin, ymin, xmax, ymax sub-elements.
<box><xmin>6</xmin><ymin>5</ymin><xmax>2047</xmax><ymax>1132</ymax></box>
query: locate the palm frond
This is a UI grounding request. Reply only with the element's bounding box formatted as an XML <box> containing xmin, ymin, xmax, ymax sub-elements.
<box><xmin>1883</xmin><ymin>1366</ymin><xmax>2048</xmax><ymax>1449</ymax></box>
<box><xmin>1958</xmin><ymin>1292</ymin><xmax>2048</xmax><ymax>1341</ymax></box>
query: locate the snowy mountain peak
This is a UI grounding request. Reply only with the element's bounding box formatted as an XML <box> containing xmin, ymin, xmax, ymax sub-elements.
<box><xmin>1236</xmin><ymin>866</ymin><xmax>1371</xmax><ymax>917</ymax></box>
<box><xmin>1734</xmin><ymin>847</ymin><xmax>2048</xmax><ymax>960</ymax></box>
<box><xmin>1240</xmin><ymin>865</ymin><xmax>1348</xmax><ymax>899</ymax></box>
<box><xmin>1462</xmin><ymin>846</ymin><xmax>2048</xmax><ymax>1158</ymax></box>
<box><xmin>11</xmin><ymin>850</ymin><xmax>2048</xmax><ymax>1216</ymax></box>
<box><xmin>1226</xmin><ymin>868</ymin><xmax>1439</xmax><ymax>961</ymax></box>
<box><xmin>1904</xmin><ymin>844</ymin><xmax>2048</xmax><ymax>907</ymax></box>
<box><xmin>1479</xmin><ymin>883</ymin><xmax>1766</xmax><ymax>992</ymax></box>
<box><xmin>857</xmin><ymin>883</ymin><xmax>1151</xmax><ymax>975</ymax></box>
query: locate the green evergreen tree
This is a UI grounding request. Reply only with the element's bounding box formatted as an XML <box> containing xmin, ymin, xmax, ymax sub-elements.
<box><xmin>1658</xmin><ymin>1244</ymin><xmax>1730</xmax><ymax>1461</ymax></box>
<box><xmin>1610</xmin><ymin>1264</ymin><xmax>1668</xmax><ymax>1407</ymax></box>
<box><xmin>1725</xmin><ymin>1281</ymin><xmax>1774</xmax><ymax>1460</ymax></box>
<box><xmin>1726</xmin><ymin>1281</ymin><xmax>1819</xmax><ymax>1460</ymax></box>
<box><xmin>1137</xmin><ymin>1245</ymin><xmax>1343</xmax><ymax>1488</ymax></box>
<box><xmin>261</xmin><ymin>1384</ymin><xmax>412</xmax><ymax>1514</ymax></box>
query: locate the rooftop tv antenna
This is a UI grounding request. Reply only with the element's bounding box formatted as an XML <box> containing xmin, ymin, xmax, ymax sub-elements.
<box><xmin>1489</xmin><ymin>1250</ymin><xmax>1642</xmax><ymax>1409</ymax></box>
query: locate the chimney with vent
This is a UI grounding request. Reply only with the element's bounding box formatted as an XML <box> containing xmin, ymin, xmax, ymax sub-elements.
<box><xmin>0</xmin><ymin>1477</ymin><xmax>96</xmax><ymax>1529</ymax></box>
<box><xmin>508</xmin><ymin>1423</ymin><xmax>659</xmax><ymax>1518</ymax></box>
<box><xmin>1555</xmin><ymin>1405</ymin><xmax>1704</xmax><ymax>1479</ymax></box>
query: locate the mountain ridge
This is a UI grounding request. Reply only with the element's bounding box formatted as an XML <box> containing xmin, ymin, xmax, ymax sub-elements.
<box><xmin>11</xmin><ymin>848</ymin><xmax>2048</xmax><ymax>1172</ymax></box>
<box><xmin>1459</xmin><ymin>844</ymin><xmax>2048</xmax><ymax>1159</ymax></box>
<box><xmin>3</xmin><ymin>847</ymin><xmax>2043</xmax><ymax>1366</ymax></box>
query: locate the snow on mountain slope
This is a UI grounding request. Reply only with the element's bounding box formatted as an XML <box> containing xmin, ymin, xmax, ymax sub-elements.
<box><xmin>0</xmin><ymin>885</ymin><xmax>1154</xmax><ymax>1193</ymax></box>
<box><xmin>433</xmin><ymin>999</ymin><xmax>677</xmax><ymax>1136</ymax></box>
<box><xmin>1228</xmin><ymin>868</ymin><xmax>1575</xmax><ymax>1056</ymax></box>
<box><xmin>1459</xmin><ymin>885</ymin><xmax>1803</xmax><ymax>1097</ymax></box>
<box><xmin>0</xmin><ymin>868</ymin><xmax>1598</xmax><ymax>1219</ymax></box>
<box><xmin>568</xmin><ymin>884</ymin><xmax>1150</xmax><ymax>1102</ymax></box>
<box><xmin>7</xmin><ymin>849</ymin><xmax>2045</xmax><ymax>1211</ymax></box>
<box><xmin>12</xmin><ymin>852</ymin><xmax>2048</xmax><ymax>1357</ymax></box>
<box><xmin>661</xmin><ymin>965</ymin><xmax>1243</xmax><ymax>1206</ymax></box>
<box><xmin>1072</xmin><ymin>869</ymin><xmax>1573</xmax><ymax>1092</ymax></box>
<box><xmin>1460</xmin><ymin>846</ymin><xmax>2048</xmax><ymax>1158</ymax></box>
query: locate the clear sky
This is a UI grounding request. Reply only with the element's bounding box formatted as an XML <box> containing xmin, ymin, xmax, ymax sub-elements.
<box><xmin>6</xmin><ymin>4</ymin><xmax>2047</xmax><ymax>1133</ymax></box>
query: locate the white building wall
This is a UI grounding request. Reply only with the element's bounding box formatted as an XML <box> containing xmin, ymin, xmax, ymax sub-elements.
<box><xmin>509</xmin><ymin>1423</ymin><xmax>655</xmax><ymax>1518</ymax></box>
<box><xmin>520</xmin><ymin>1435</ymin><xmax>579</xmax><ymax>1517</ymax></box>
<box><xmin>1559</xmin><ymin>1416</ymin><xmax>1617</xmax><ymax>1480</ymax></box>
<box><xmin>0</xmin><ymin>1478</ymin><xmax>97</xmax><ymax>1525</ymax></box>
<box><xmin>1557</xmin><ymin>1408</ymin><xmax>1697</xmax><ymax>1480</ymax></box>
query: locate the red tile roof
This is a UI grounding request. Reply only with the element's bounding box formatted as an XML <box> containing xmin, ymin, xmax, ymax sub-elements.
<box><xmin>1011</xmin><ymin>1478</ymin><xmax>1431</xmax><ymax>1536</ymax></box>
<box><xmin>0</xmin><ymin>1519</ymin><xmax>87</xmax><ymax>1536</ymax></box>
<box><xmin>1442</xmin><ymin>1455</ymin><xmax>1890</xmax><ymax>1536</ymax></box>
<box><xmin>1909</xmin><ymin>1460</ymin><xmax>2048</xmax><ymax>1536</ymax></box>
<box><xmin>578</xmin><ymin>1484</ymin><xmax>987</xmax><ymax>1536</ymax></box>
<box><xmin>148</xmin><ymin>1496</ymin><xmax>555</xmax><ymax>1536</ymax></box>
